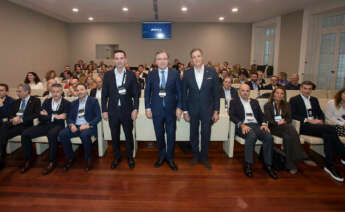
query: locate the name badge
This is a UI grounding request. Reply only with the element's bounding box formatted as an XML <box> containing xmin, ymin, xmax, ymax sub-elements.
<box><xmin>274</xmin><ymin>115</ymin><xmax>282</xmax><ymax>122</ymax></box>
<box><xmin>307</xmin><ymin>109</ymin><xmax>314</xmax><ymax>119</ymax></box>
<box><xmin>246</xmin><ymin>113</ymin><xmax>254</xmax><ymax>122</ymax></box>
<box><xmin>78</xmin><ymin>109</ymin><xmax>85</xmax><ymax>118</ymax></box>
<box><xmin>159</xmin><ymin>89</ymin><xmax>166</xmax><ymax>98</ymax></box>
<box><xmin>16</xmin><ymin>109</ymin><xmax>24</xmax><ymax>116</ymax></box>
<box><xmin>118</xmin><ymin>86</ymin><xmax>127</xmax><ymax>95</ymax></box>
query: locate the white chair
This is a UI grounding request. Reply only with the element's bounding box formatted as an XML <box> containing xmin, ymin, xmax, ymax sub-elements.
<box><xmin>312</xmin><ymin>90</ymin><xmax>328</xmax><ymax>99</ymax></box>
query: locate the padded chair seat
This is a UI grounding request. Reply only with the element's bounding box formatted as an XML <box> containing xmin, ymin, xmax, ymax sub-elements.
<box><xmin>32</xmin><ymin>135</ymin><xmax>97</xmax><ymax>144</ymax></box>
<box><xmin>300</xmin><ymin>135</ymin><xmax>323</xmax><ymax>145</ymax></box>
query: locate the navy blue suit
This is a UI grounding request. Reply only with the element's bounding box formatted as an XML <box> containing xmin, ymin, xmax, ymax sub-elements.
<box><xmin>102</xmin><ymin>69</ymin><xmax>139</xmax><ymax>159</ymax></box>
<box><xmin>59</xmin><ymin>96</ymin><xmax>101</xmax><ymax>161</ymax></box>
<box><xmin>145</xmin><ymin>68</ymin><xmax>182</xmax><ymax>160</ymax></box>
<box><xmin>0</xmin><ymin>96</ymin><xmax>14</xmax><ymax>125</ymax></box>
<box><xmin>182</xmin><ymin>66</ymin><xmax>220</xmax><ymax>161</ymax></box>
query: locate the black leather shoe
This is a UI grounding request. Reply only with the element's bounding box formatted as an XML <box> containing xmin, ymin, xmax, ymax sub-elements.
<box><xmin>42</xmin><ymin>162</ymin><xmax>56</xmax><ymax>175</ymax></box>
<box><xmin>111</xmin><ymin>158</ymin><xmax>122</xmax><ymax>169</ymax></box>
<box><xmin>20</xmin><ymin>160</ymin><xmax>33</xmax><ymax>174</ymax></box>
<box><xmin>324</xmin><ymin>166</ymin><xmax>344</xmax><ymax>182</ymax></box>
<box><xmin>128</xmin><ymin>157</ymin><xmax>135</xmax><ymax>169</ymax></box>
<box><xmin>154</xmin><ymin>158</ymin><xmax>165</xmax><ymax>168</ymax></box>
<box><xmin>201</xmin><ymin>160</ymin><xmax>212</xmax><ymax>170</ymax></box>
<box><xmin>189</xmin><ymin>158</ymin><xmax>198</xmax><ymax>166</ymax></box>
<box><xmin>167</xmin><ymin>160</ymin><xmax>178</xmax><ymax>171</ymax></box>
<box><xmin>63</xmin><ymin>158</ymin><xmax>75</xmax><ymax>171</ymax></box>
<box><xmin>85</xmin><ymin>159</ymin><xmax>92</xmax><ymax>172</ymax></box>
<box><xmin>264</xmin><ymin>166</ymin><xmax>278</xmax><ymax>179</ymax></box>
<box><xmin>244</xmin><ymin>163</ymin><xmax>253</xmax><ymax>178</ymax></box>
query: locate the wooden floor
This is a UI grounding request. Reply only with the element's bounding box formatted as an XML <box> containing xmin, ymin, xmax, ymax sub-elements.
<box><xmin>0</xmin><ymin>141</ymin><xmax>345</xmax><ymax>212</ymax></box>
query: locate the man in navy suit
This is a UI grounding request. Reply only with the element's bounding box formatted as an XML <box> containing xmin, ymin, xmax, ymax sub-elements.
<box><xmin>219</xmin><ymin>76</ymin><xmax>238</xmax><ymax>109</ymax></box>
<box><xmin>21</xmin><ymin>83</ymin><xmax>70</xmax><ymax>175</ymax></box>
<box><xmin>102</xmin><ymin>50</ymin><xmax>139</xmax><ymax>169</ymax></box>
<box><xmin>59</xmin><ymin>83</ymin><xmax>101</xmax><ymax>172</ymax></box>
<box><xmin>182</xmin><ymin>48</ymin><xmax>220</xmax><ymax>169</ymax></box>
<box><xmin>0</xmin><ymin>84</ymin><xmax>14</xmax><ymax>127</ymax></box>
<box><xmin>145</xmin><ymin>50</ymin><xmax>182</xmax><ymax>170</ymax></box>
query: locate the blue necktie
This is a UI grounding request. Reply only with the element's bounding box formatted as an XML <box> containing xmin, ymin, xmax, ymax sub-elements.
<box><xmin>20</xmin><ymin>99</ymin><xmax>26</xmax><ymax>118</ymax></box>
<box><xmin>161</xmin><ymin>71</ymin><xmax>166</xmax><ymax>107</ymax></box>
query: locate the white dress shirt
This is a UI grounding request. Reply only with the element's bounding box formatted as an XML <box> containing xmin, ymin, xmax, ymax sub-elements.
<box><xmin>300</xmin><ymin>94</ymin><xmax>313</xmax><ymax>120</ymax></box>
<box><xmin>240</xmin><ymin>97</ymin><xmax>257</xmax><ymax>124</ymax></box>
<box><xmin>51</xmin><ymin>98</ymin><xmax>62</xmax><ymax>122</ymax></box>
<box><xmin>29</xmin><ymin>82</ymin><xmax>43</xmax><ymax>90</ymax></box>
<box><xmin>76</xmin><ymin>96</ymin><xmax>88</xmax><ymax>126</ymax></box>
<box><xmin>96</xmin><ymin>88</ymin><xmax>102</xmax><ymax>99</ymax></box>
<box><xmin>19</xmin><ymin>95</ymin><xmax>30</xmax><ymax>112</ymax></box>
<box><xmin>223</xmin><ymin>88</ymin><xmax>232</xmax><ymax>100</ymax></box>
<box><xmin>325</xmin><ymin>99</ymin><xmax>345</xmax><ymax>126</ymax></box>
<box><xmin>194</xmin><ymin>65</ymin><xmax>204</xmax><ymax>90</ymax></box>
<box><xmin>114</xmin><ymin>68</ymin><xmax>126</xmax><ymax>106</ymax></box>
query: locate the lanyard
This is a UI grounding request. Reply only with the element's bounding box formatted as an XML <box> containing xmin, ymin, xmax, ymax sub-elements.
<box><xmin>273</xmin><ymin>101</ymin><xmax>281</xmax><ymax>116</ymax></box>
<box><xmin>52</xmin><ymin>99</ymin><xmax>61</xmax><ymax>112</ymax></box>
<box><xmin>117</xmin><ymin>71</ymin><xmax>126</xmax><ymax>88</ymax></box>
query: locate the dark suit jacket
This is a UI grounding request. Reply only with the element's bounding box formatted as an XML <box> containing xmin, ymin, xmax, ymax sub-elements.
<box><xmin>219</xmin><ymin>87</ymin><xmax>238</xmax><ymax>99</ymax></box>
<box><xmin>264</xmin><ymin>101</ymin><xmax>292</xmax><ymax>131</ymax></box>
<box><xmin>67</xmin><ymin>96</ymin><xmax>101</xmax><ymax>128</ymax></box>
<box><xmin>101</xmin><ymin>69</ymin><xmax>139</xmax><ymax>116</ymax></box>
<box><xmin>0</xmin><ymin>96</ymin><xmax>14</xmax><ymax>120</ymax></box>
<box><xmin>246</xmin><ymin>80</ymin><xmax>262</xmax><ymax>90</ymax></box>
<box><xmin>285</xmin><ymin>83</ymin><xmax>300</xmax><ymax>90</ymax></box>
<box><xmin>229</xmin><ymin>97</ymin><xmax>264</xmax><ymax>131</ymax></box>
<box><xmin>182</xmin><ymin>66</ymin><xmax>220</xmax><ymax>119</ymax></box>
<box><xmin>39</xmin><ymin>98</ymin><xmax>71</xmax><ymax>127</ymax></box>
<box><xmin>145</xmin><ymin>69</ymin><xmax>182</xmax><ymax>117</ymax></box>
<box><xmin>9</xmin><ymin>96</ymin><xmax>41</xmax><ymax>128</ymax></box>
<box><xmin>90</xmin><ymin>88</ymin><xmax>102</xmax><ymax>98</ymax></box>
<box><xmin>263</xmin><ymin>84</ymin><xmax>277</xmax><ymax>90</ymax></box>
<box><xmin>289</xmin><ymin>94</ymin><xmax>325</xmax><ymax>123</ymax></box>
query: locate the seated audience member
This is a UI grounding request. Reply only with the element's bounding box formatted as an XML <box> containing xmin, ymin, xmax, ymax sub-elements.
<box><xmin>235</xmin><ymin>71</ymin><xmax>248</xmax><ymax>84</ymax></box>
<box><xmin>246</xmin><ymin>72</ymin><xmax>262</xmax><ymax>91</ymax></box>
<box><xmin>285</xmin><ymin>74</ymin><xmax>300</xmax><ymax>90</ymax></box>
<box><xmin>67</xmin><ymin>78</ymin><xmax>79</xmax><ymax>97</ymax></box>
<box><xmin>278</xmin><ymin>72</ymin><xmax>289</xmax><ymax>86</ymax></box>
<box><xmin>85</xmin><ymin>76</ymin><xmax>96</xmax><ymax>90</ymax></box>
<box><xmin>0</xmin><ymin>84</ymin><xmax>41</xmax><ymax>170</ymax></box>
<box><xmin>43</xmin><ymin>79</ymin><xmax>57</xmax><ymax>98</ymax></box>
<box><xmin>138</xmin><ymin>64</ymin><xmax>148</xmax><ymax>79</ymax></box>
<box><xmin>257</xmin><ymin>70</ymin><xmax>265</xmax><ymax>86</ymax></box>
<box><xmin>0</xmin><ymin>84</ymin><xmax>14</xmax><ymax>127</ymax></box>
<box><xmin>24</xmin><ymin>72</ymin><xmax>43</xmax><ymax>90</ymax></box>
<box><xmin>290</xmin><ymin>81</ymin><xmax>345</xmax><ymax>182</ymax></box>
<box><xmin>263</xmin><ymin>76</ymin><xmax>279</xmax><ymax>90</ymax></box>
<box><xmin>219</xmin><ymin>69</ymin><xmax>229</xmax><ymax>85</ymax></box>
<box><xmin>229</xmin><ymin>84</ymin><xmax>277</xmax><ymax>179</ymax></box>
<box><xmin>325</xmin><ymin>87</ymin><xmax>345</xmax><ymax>137</ymax></box>
<box><xmin>21</xmin><ymin>84</ymin><xmax>71</xmax><ymax>175</ymax></box>
<box><xmin>90</xmin><ymin>77</ymin><xmax>103</xmax><ymax>98</ymax></box>
<box><xmin>62</xmin><ymin>71</ymin><xmax>72</xmax><ymax>88</ymax></box>
<box><xmin>135</xmin><ymin>70</ymin><xmax>145</xmax><ymax>91</ymax></box>
<box><xmin>73</xmin><ymin>64</ymin><xmax>84</xmax><ymax>79</ymax></box>
<box><xmin>264</xmin><ymin>87</ymin><xmax>316</xmax><ymax>174</ymax></box>
<box><xmin>60</xmin><ymin>65</ymin><xmax>71</xmax><ymax>79</ymax></box>
<box><xmin>58</xmin><ymin>84</ymin><xmax>101</xmax><ymax>172</ymax></box>
<box><xmin>45</xmin><ymin>70</ymin><xmax>58</xmax><ymax>82</ymax></box>
<box><xmin>220</xmin><ymin>76</ymin><xmax>238</xmax><ymax>109</ymax></box>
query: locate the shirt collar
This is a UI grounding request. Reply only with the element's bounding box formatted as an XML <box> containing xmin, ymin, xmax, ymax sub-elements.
<box><xmin>22</xmin><ymin>95</ymin><xmax>30</xmax><ymax>103</ymax></box>
<box><xmin>158</xmin><ymin>67</ymin><xmax>168</xmax><ymax>73</ymax></box>
<box><xmin>79</xmin><ymin>95</ymin><xmax>88</xmax><ymax>104</ymax></box>
<box><xmin>240</xmin><ymin>96</ymin><xmax>250</xmax><ymax>104</ymax></box>
<box><xmin>194</xmin><ymin>65</ymin><xmax>204</xmax><ymax>73</ymax></box>
<box><xmin>114</xmin><ymin>67</ymin><xmax>126</xmax><ymax>75</ymax></box>
<box><xmin>300</xmin><ymin>94</ymin><xmax>310</xmax><ymax>101</ymax></box>
<box><xmin>52</xmin><ymin>97</ymin><xmax>62</xmax><ymax>104</ymax></box>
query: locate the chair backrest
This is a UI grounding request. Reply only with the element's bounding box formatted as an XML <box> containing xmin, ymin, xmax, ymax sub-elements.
<box><xmin>318</xmin><ymin>98</ymin><xmax>330</xmax><ymax>113</ymax></box>
<box><xmin>286</xmin><ymin>90</ymin><xmax>300</xmax><ymax>101</ymax></box>
<box><xmin>31</xmin><ymin>89</ymin><xmax>44</xmax><ymax>97</ymax></box>
<box><xmin>257</xmin><ymin>98</ymin><xmax>268</xmax><ymax>112</ymax></box>
<box><xmin>232</xmin><ymin>84</ymin><xmax>240</xmax><ymax>89</ymax></box>
<box><xmin>312</xmin><ymin>90</ymin><xmax>328</xmax><ymax>99</ymax></box>
<box><xmin>249</xmin><ymin>90</ymin><xmax>259</xmax><ymax>99</ymax></box>
<box><xmin>327</xmin><ymin>90</ymin><xmax>337</xmax><ymax>99</ymax></box>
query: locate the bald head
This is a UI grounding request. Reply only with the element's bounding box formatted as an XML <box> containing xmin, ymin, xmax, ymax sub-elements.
<box><xmin>47</xmin><ymin>79</ymin><xmax>57</xmax><ymax>91</ymax></box>
<box><xmin>238</xmin><ymin>84</ymin><xmax>250</xmax><ymax>100</ymax></box>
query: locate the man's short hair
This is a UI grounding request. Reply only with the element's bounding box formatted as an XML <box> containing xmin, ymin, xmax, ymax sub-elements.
<box><xmin>155</xmin><ymin>50</ymin><xmax>169</xmax><ymax>59</ymax></box>
<box><xmin>301</xmin><ymin>81</ymin><xmax>315</xmax><ymax>90</ymax></box>
<box><xmin>18</xmin><ymin>83</ymin><xmax>31</xmax><ymax>94</ymax></box>
<box><xmin>77</xmin><ymin>83</ymin><xmax>87</xmax><ymax>89</ymax></box>
<box><xmin>0</xmin><ymin>83</ymin><xmax>9</xmax><ymax>91</ymax></box>
<box><xmin>251</xmin><ymin>72</ymin><xmax>258</xmax><ymax>77</ymax></box>
<box><xmin>190</xmin><ymin>48</ymin><xmax>203</xmax><ymax>57</ymax></box>
<box><xmin>114</xmin><ymin>50</ymin><xmax>127</xmax><ymax>57</ymax></box>
<box><xmin>51</xmin><ymin>83</ymin><xmax>63</xmax><ymax>89</ymax></box>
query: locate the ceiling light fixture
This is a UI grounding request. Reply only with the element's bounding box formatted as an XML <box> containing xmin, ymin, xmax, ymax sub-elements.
<box><xmin>181</xmin><ymin>6</ymin><xmax>188</xmax><ymax>12</ymax></box>
<box><xmin>72</xmin><ymin>8</ymin><xmax>79</xmax><ymax>13</ymax></box>
<box><xmin>219</xmin><ymin>16</ymin><xmax>225</xmax><ymax>21</ymax></box>
<box><xmin>88</xmin><ymin>17</ymin><xmax>94</xmax><ymax>21</ymax></box>
<box><xmin>232</xmin><ymin>7</ymin><xmax>239</xmax><ymax>13</ymax></box>
<box><xmin>122</xmin><ymin>7</ymin><xmax>129</xmax><ymax>12</ymax></box>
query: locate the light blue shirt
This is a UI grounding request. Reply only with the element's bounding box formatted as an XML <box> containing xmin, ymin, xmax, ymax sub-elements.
<box><xmin>114</xmin><ymin>68</ymin><xmax>126</xmax><ymax>106</ymax></box>
<box><xmin>76</xmin><ymin>96</ymin><xmax>88</xmax><ymax>126</ymax></box>
<box><xmin>158</xmin><ymin>68</ymin><xmax>168</xmax><ymax>88</ymax></box>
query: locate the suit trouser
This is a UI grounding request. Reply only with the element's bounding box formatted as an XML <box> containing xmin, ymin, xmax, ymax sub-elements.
<box><xmin>21</xmin><ymin>124</ymin><xmax>64</xmax><ymax>162</ymax></box>
<box><xmin>190</xmin><ymin>114</ymin><xmax>212</xmax><ymax>162</ymax></box>
<box><xmin>58</xmin><ymin>126</ymin><xmax>97</xmax><ymax>161</ymax></box>
<box><xmin>238</xmin><ymin>123</ymin><xmax>273</xmax><ymax>166</ymax></box>
<box><xmin>152</xmin><ymin>108</ymin><xmax>176</xmax><ymax>160</ymax></box>
<box><xmin>0</xmin><ymin>122</ymin><xmax>24</xmax><ymax>159</ymax></box>
<box><xmin>300</xmin><ymin>123</ymin><xmax>345</xmax><ymax>168</ymax></box>
<box><xmin>109</xmin><ymin>111</ymin><xmax>134</xmax><ymax>160</ymax></box>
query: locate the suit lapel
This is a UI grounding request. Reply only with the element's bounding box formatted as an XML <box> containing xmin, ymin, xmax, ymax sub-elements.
<box><xmin>24</xmin><ymin>96</ymin><xmax>32</xmax><ymax>113</ymax></box>
<box><xmin>111</xmin><ymin>70</ymin><xmax>117</xmax><ymax>88</ymax></box>
<box><xmin>200</xmin><ymin>67</ymin><xmax>208</xmax><ymax>91</ymax></box>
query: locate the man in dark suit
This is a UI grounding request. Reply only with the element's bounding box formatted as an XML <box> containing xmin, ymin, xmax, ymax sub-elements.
<box><xmin>90</xmin><ymin>77</ymin><xmax>103</xmax><ymax>98</ymax></box>
<box><xmin>263</xmin><ymin>76</ymin><xmax>279</xmax><ymax>90</ymax></box>
<box><xmin>219</xmin><ymin>76</ymin><xmax>238</xmax><ymax>110</ymax></box>
<box><xmin>0</xmin><ymin>84</ymin><xmax>41</xmax><ymax>171</ymax></box>
<box><xmin>21</xmin><ymin>84</ymin><xmax>70</xmax><ymax>175</ymax></box>
<box><xmin>290</xmin><ymin>81</ymin><xmax>345</xmax><ymax>182</ymax></box>
<box><xmin>246</xmin><ymin>72</ymin><xmax>262</xmax><ymax>91</ymax></box>
<box><xmin>257</xmin><ymin>70</ymin><xmax>266</xmax><ymax>86</ymax></box>
<box><xmin>229</xmin><ymin>84</ymin><xmax>277</xmax><ymax>179</ymax></box>
<box><xmin>102</xmin><ymin>50</ymin><xmax>139</xmax><ymax>169</ymax></box>
<box><xmin>145</xmin><ymin>50</ymin><xmax>182</xmax><ymax>170</ymax></box>
<box><xmin>285</xmin><ymin>74</ymin><xmax>300</xmax><ymax>90</ymax></box>
<box><xmin>0</xmin><ymin>84</ymin><xmax>14</xmax><ymax>127</ymax></box>
<box><xmin>59</xmin><ymin>83</ymin><xmax>101</xmax><ymax>172</ymax></box>
<box><xmin>182</xmin><ymin>48</ymin><xmax>220</xmax><ymax>169</ymax></box>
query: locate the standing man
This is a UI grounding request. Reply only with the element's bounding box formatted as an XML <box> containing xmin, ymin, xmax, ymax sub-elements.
<box><xmin>182</xmin><ymin>48</ymin><xmax>220</xmax><ymax>169</ymax></box>
<box><xmin>145</xmin><ymin>50</ymin><xmax>182</xmax><ymax>170</ymax></box>
<box><xmin>102</xmin><ymin>50</ymin><xmax>139</xmax><ymax>169</ymax></box>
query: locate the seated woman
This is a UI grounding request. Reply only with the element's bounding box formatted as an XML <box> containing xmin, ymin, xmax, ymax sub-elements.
<box><xmin>325</xmin><ymin>87</ymin><xmax>345</xmax><ymax>137</ymax></box>
<box><xmin>264</xmin><ymin>87</ymin><xmax>316</xmax><ymax>174</ymax></box>
<box><xmin>24</xmin><ymin>72</ymin><xmax>43</xmax><ymax>89</ymax></box>
<box><xmin>45</xmin><ymin>70</ymin><xmax>58</xmax><ymax>82</ymax></box>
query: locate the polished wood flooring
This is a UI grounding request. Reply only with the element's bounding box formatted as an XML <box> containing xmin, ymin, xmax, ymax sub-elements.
<box><xmin>0</xmin><ymin>141</ymin><xmax>344</xmax><ymax>212</ymax></box>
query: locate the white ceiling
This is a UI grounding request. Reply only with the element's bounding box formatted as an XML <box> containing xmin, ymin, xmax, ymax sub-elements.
<box><xmin>8</xmin><ymin>0</ymin><xmax>324</xmax><ymax>23</ymax></box>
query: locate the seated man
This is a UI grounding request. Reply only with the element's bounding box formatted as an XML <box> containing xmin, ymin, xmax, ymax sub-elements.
<box><xmin>58</xmin><ymin>83</ymin><xmax>101</xmax><ymax>172</ymax></box>
<box><xmin>0</xmin><ymin>84</ymin><xmax>41</xmax><ymax>170</ymax></box>
<box><xmin>290</xmin><ymin>81</ymin><xmax>345</xmax><ymax>182</ymax></box>
<box><xmin>257</xmin><ymin>70</ymin><xmax>266</xmax><ymax>86</ymax></box>
<box><xmin>90</xmin><ymin>77</ymin><xmax>103</xmax><ymax>98</ymax></box>
<box><xmin>21</xmin><ymin>84</ymin><xmax>71</xmax><ymax>175</ymax></box>
<box><xmin>285</xmin><ymin>74</ymin><xmax>300</xmax><ymax>90</ymax></box>
<box><xmin>67</xmin><ymin>78</ymin><xmax>79</xmax><ymax>97</ymax></box>
<box><xmin>219</xmin><ymin>76</ymin><xmax>238</xmax><ymax>109</ymax></box>
<box><xmin>0</xmin><ymin>83</ymin><xmax>14</xmax><ymax>127</ymax></box>
<box><xmin>42</xmin><ymin>78</ymin><xmax>64</xmax><ymax>98</ymax></box>
<box><xmin>229</xmin><ymin>84</ymin><xmax>277</xmax><ymax>179</ymax></box>
<box><xmin>263</xmin><ymin>75</ymin><xmax>279</xmax><ymax>90</ymax></box>
<box><xmin>246</xmin><ymin>72</ymin><xmax>262</xmax><ymax>91</ymax></box>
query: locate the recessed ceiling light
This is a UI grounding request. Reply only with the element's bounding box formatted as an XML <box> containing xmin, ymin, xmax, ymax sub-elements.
<box><xmin>122</xmin><ymin>7</ymin><xmax>129</xmax><ymax>12</ymax></box>
<box><xmin>181</xmin><ymin>6</ymin><xmax>188</xmax><ymax>12</ymax></box>
<box><xmin>232</xmin><ymin>7</ymin><xmax>239</xmax><ymax>13</ymax></box>
<box><xmin>88</xmin><ymin>17</ymin><xmax>94</xmax><ymax>21</ymax></box>
<box><xmin>219</xmin><ymin>16</ymin><xmax>225</xmax><ymax>21</ymax></box>
<box><xmin>72</xmin><ymin>8</ymin><xmax>79</xmax><ymax>13</ymax></box>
